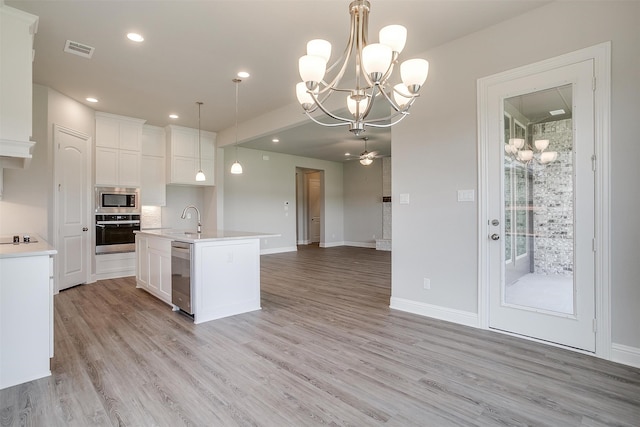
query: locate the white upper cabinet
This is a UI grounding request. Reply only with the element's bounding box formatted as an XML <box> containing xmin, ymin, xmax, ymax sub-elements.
<box><xmin>0</xmin><ymin>5</ymin><xmax>38</xmax><ymax>161</ymax></box>
<box><xmin>140</xmin><ymin>125</ymin><xmax>166</xmax><ymax>206</ymax></box>
<box><xmin>95</xmin><ymin>112</ymin><xmax>146</xmax><ymax>187</ymax></box>
<box><xmin>165</xmin><ymin>125</ymin><xmax>215</xmax><ymax>186</ymax></box>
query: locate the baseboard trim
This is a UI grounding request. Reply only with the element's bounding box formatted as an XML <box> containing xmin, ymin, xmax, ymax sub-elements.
<box><xmin>261</xmin><ymin>246</ymin><xmax>297</xmax><ymax>255</ymax></box>
<box><xmin>344</xmin><ymin>241</ymin><xmax>376</xmax><ymax>249</ymax></box>
<box><xmin>611</xmin><ymin>343</ymin><xmax>640</xmax><ymax>369</ymax></box>
<box><xmin>320</xmin><ymin>241</ymin><xmax>345</xmax><ymax>248</ymax></box>
<box><xmin>390</xmin><ymin>297</ymin><xmax>479</xmax><ymax>328</ymax></box>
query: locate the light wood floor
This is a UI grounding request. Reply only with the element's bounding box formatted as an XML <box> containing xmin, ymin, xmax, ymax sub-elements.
<box><xmin>2</xmin><ymin>245</ymin><xmax>639</xmax><ymax>426</ymax></box>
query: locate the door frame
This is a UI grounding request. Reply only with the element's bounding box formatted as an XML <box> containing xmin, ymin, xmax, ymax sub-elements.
<box><xmin>53</xmin><ymin>124</ymin><xmax>92</xmax><ymax>292</ymax></box>
<box><xmin>477</xmin><ymin>43</ymin><xmax>611</xmax><ymax>358</ymax></box>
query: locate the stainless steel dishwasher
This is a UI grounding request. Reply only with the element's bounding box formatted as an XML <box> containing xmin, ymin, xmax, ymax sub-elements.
<box><xmin>171</xmin><ymin>241</ymin><xmax>193</xmax><ymax>315</ymax></box>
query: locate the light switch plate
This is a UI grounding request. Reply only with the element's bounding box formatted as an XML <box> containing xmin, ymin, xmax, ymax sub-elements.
<box><xmin>457</xmin><ymin>189</ymin><xmax>475</xmax><ymax>202</ymax></box>
<box><xmin>399</xmin><ymin>193</ymin><xmax>410</xmax><ymax>205</ymax></box>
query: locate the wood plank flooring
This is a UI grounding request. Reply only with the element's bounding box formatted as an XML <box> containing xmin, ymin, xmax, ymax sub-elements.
<box><xmin>1</xmin><ymin>244</ymin><xmax>639</xmax><ymax>426</ymax></box>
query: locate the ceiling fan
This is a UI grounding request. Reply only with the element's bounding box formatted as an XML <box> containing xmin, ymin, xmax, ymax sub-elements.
<box><xmin>359</xmin><ymin>137</ymin><xmax>379</xmax><ymax>166</ymax></box>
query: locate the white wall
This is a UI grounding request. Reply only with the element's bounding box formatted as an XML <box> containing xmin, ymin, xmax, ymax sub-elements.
<box><xmin>0</xmin><ymin>85</ymin><xmax>94</xmax><ymax>243</ymax></box>
<box><xmin>223</xmin><ymin>146</ymin><xmax>344</xmax><ymax>252</ymax></box>
<box><xmin>343</xmin><ymin>159</ymin><xmax>382</xmax><ymax>247</ymax></box>
<box><xmin>391</xmin><ymin>1</ymin><xmax>640</xmax><ymax>348</ymax></box>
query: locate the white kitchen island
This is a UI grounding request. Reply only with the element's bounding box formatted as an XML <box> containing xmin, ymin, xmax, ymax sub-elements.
<box><xmin>135</xmin><ymin>230</ymin><xmax>274</xmax><ymax>324</ymax></box>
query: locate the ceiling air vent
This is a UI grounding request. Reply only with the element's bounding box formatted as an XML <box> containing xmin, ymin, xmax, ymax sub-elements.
<box><xmin>64</xmin><ymin>40</ymin><xmax>95</xmax><ymax>59</ymax></box>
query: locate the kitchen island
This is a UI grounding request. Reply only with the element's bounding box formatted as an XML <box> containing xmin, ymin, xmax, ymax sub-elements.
<box><xmin>135</xmin><ymin>229</ymin><xmax>274</xmax><ymax>324</ymax></box>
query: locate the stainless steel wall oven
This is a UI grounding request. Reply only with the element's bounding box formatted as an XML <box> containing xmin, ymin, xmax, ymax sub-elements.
<box><xmin>95</xmin><ymin>214</ymin><xmax>140</xmax><ymax>254</ymax></box>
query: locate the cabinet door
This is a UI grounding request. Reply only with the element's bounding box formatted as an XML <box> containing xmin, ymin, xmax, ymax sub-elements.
<box><xmin>172</xmin><ymin>156</ymin><xmax>197</xmax><ymax>184</ymax></box>
<box><xmin>141</xmin><ymin>155</ymin><xmax>166</xmax><ymax>206</ymax></box>
<box><xmin>158</xmin><ymin>252</ymin><xmax>172</xmax><ymax>302</ymax></box>
<box><xmin>95</xmin><ymin>117</ymin><xmax>119</xmax><ymax>148</ymax></box>
<box><xmin>172</xmin><ymin>128</ymin><xmax>197</xmax><ymax>158</ymax></box>
<box><xmin>95</xmin><ymin>147</ymin><xmax>119</xmax><ymax>186</ymax></box>
<box><xmin>119</xmin><ymin>122</ymin><xmax>142</xmax><ymax>151</ymax></box>
<box><xmin>118</xmin><ymin>150</ymin><xmax>141</xmax><ymax>187</ymax></box>
<box><xmin>201</xmin><ymin>132</ymin><xmax>216</xmax><ymax>159</ymax></box>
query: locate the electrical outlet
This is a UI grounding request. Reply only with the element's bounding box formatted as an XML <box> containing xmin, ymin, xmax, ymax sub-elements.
<box><xmin>187</xmin><ymin>213</ymin><xmax>192</xmax><ymax>219</ymax></box>
<box><xmin>423</xmin><ymin>278</ymin><xmax>431</xmax><ymax>290</ymax></box>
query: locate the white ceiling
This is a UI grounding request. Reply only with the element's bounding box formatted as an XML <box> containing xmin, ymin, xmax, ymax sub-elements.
<box><xmin>7</xmin><ymin>0</ymin><xmax>549</xmax><ymax>162</ymax></box>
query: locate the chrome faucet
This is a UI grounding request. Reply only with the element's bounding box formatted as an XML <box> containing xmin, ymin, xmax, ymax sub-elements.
<box><xmin>180</xmin><ymin>205</ymin><xmax>201</xmax><ymax>233</ymax></box>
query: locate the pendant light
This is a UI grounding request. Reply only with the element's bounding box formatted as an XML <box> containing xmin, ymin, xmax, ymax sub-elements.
<box><xmin>195</xmin><ymin>101</ymin><xmax>206</xmax><ymax>181</ymax></box>
<box><xmin>230</xmin><ymin>78</ymin><xmax>243</xmax><ymax>174</ymax></box>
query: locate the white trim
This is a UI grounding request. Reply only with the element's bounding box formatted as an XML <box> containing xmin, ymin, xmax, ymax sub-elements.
<box><xmin>611</xmin><ymin>343</ymin><xmax>640</xmax><ymax>369</ymax></box>
<box><xmin>344</xmin><ymin>241</ymin><xmax>376</xmax><ymax>248</ymax></box>
<box><xmin>390</xmin><ymin>297</ymin><xmax>479</xmax><ymax>328</ymax></box>
<box><xmin>320</xmin><ymin>241</ymin><xmax>345</xmax><ymax>248</ymax></box>
<box><xmin>477</xmin><ymin>43</ymin><xmax>611</xmax><ymax>358</ymax></box>
<box><xmin>260</xmin><ymin>246</ymin><xmax>297</xmax><ymax>255</ymax></box>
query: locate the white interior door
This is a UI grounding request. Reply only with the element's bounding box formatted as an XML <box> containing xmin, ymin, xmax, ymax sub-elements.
<box><xmin>55</xmin><ymin>125</ymin><xmax>91</xmax><ymax>291</ymax></box>
<box><xmin>486</xmin><ymin>60</ymin><xmax>596</xmax><ymax>352</ymax></box>
<box><xmin>308</xmin><ymin>173</ymin><xmax>321</xmax><ymax>243</ymax></box>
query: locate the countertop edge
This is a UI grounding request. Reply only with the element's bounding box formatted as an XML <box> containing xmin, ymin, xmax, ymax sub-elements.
<box><xmin>135</xmin><ymin>229</ymin><xmax>279</xmax><ymax>243</ymax></box>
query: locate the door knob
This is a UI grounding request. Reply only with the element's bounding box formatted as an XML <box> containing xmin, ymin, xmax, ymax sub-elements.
<box><xmin>490</xmin><ymin>233</ymin><xmax>500</xmax><ymax>241</ymax></box>
<box><xmin>82</xmin><ymin>227</ymin><xmax>88</xmax><ymax>232</ymax></box>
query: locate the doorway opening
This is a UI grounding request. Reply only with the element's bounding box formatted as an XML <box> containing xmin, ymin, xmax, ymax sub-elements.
<box><xmin>295</xmin><ymin>168</ymin><xmax>324</xmax><ymax>246</ymax></box>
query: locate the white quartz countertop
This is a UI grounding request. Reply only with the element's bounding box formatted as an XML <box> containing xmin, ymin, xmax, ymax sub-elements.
<box><xmin>136</xmin><ymin>229</ymin><xmax>278</xmax><ymax>243</ymax></box>
<box><xmin>0</xmin><ymin>235</ymin><xmax>57</xmax><ymax>258</ymax></box>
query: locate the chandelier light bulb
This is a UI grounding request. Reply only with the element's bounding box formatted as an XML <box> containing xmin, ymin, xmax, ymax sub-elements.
<box><xmin>299</xmin><ymin>55</ymin><xmax>326</xmax><ymax>86</ymax></box>
<box><xmin>379</xmin><ymin>25</ymin><xmax>407</xmax><ymax>53</ymax></box>
<box><xmin>517</xmin><ymin>150</ymin><xmax>534</xmax><ymax>162</ymax></box>
<box><xmin>540</xmin><ymin>151</ymin><xmax>558</xmax><ymax>164</ymax></box>
<box><xmin>362</xmin><ymin>43</ymin><xmax>392</xmax><ymax>81</ymax></box>
<box><xmin>509</xmin><ymin>138</ymin><xmax>525</xmax><ymax>149</ymax></box>
<box><xmin>393</xmin><ymin>84</ymin><xmax>412</xmax><ymax>108</ymax></box>
<box><xmin>307</xmin><ymin>39</ymin><xmax>332</xmax><ymax>62</ymax></box>
<box><xmin>535</xmin><ymin>139</ymin><xmax>550</xmax><ymax>151</ymax></box>
<box><xmin>296</xmin><ymin>82</ymin><xmax>317</xmax><ymax>110</ymax></box>
<box><xmin>347</xmin><ymin>95</ymin><xmax>368</xmax><ymax>118</ymax></box>
<box><xmin>401</xmin><ymin>58</ymin><xmax>429</xmax><ymax>93</ymax></box>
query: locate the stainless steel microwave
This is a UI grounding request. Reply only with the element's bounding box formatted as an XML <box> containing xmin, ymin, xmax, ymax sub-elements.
<box><xmin>95</xmin><ymin>187</ymin><xmax>140</xmax><ymax>213</ymax></box>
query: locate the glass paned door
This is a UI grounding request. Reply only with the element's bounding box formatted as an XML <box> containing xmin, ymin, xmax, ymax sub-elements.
<box><xmin>486</xmin><ymin>58</ymin><xmax>595</xmax><ymax>352</ymax></box>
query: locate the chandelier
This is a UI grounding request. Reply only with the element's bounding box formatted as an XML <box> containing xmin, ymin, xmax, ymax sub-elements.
<box><xmin>296</xmin><ymin>0</ymin><xmax>429</xmax><ymax>136</ymax></box>
<box><xmin>505</xmin><ymin>138</ymin><xmax>558</xmax><ymax>165</ymax></box>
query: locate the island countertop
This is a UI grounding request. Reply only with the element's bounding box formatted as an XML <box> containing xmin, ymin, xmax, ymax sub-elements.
<box><xmin>135</xmin><ymin>229</ymin><xmax>278</xmax><ymax>244</ymax></box>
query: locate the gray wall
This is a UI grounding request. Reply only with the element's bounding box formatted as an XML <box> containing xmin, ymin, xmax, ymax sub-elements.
<box><xmin>391</xmin><ymin>1</ymin><xmax>640</xmax><ymax>348</ymax></box>
<box><xmin>343</xmin><ymin>158</ymin><xmax>382</xmax><ymax>247</ymax></box>
<box><xmin>223</xmin><ymin>146</ymin><xmax>344</xmax><ymax>252</ymax></box>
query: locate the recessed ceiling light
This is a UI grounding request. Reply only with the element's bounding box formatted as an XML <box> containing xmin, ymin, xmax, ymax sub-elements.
<box><xmin>86</xmin><ymin>97</ymin><xmax>98</xmax><ymax>103</ymax></box>
<box><xmin>169</xmin><ymin>114</ymin><xmax>178</xmax><ymax>119</ymax></box>
<box><xmin>127</xmin><ymin>33</ymin><xmax>144</xmax><ymax>42</ymax></box>
<box><xmin>272</xmin><ymin>138</ymin><xmax>279</xmax><ymax>143</ymax></box>
<box><xmin>549</xmin><ymin>109</ymin><xmax>565</xmax><ymax>116</ymax></box>
<box><xmin>237</xmin><ymin>71</ymin><xmax>250</xmax><ymax>78</ymax></box>
<box><xmin>345</xmin><ymin>152</ymin><xmax>350</xmax><ymax>156</ymax></box>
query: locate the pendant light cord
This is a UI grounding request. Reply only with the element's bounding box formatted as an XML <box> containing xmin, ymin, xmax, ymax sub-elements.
<box><xmin>197</xmin><ymin>101</ymin><xmax>203</xmax><ymax>170</ymax></box>
<box><xmin>234</xmin><ymin>78</ymin><xmax>241</xmax><ymax>159</ymax></box>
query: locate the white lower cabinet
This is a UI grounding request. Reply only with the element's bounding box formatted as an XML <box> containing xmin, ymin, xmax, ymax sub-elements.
<box><xmin>1</xmin><ymin>254</ymin><xmax>52</xmax><ymax>390</ymax></box>
<box><xmin>136</xmin><ymin>234</ymin><xmax>171</xmax><ymax>304</ymax></box>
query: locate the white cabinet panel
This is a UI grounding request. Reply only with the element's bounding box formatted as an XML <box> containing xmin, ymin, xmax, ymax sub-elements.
<box><xmin>95</xmin><ymin>147</ymin><xmax>119</xmax><ymax>186</ymax></box>
<box><xmin>0</xmin><ymin>6</ymin><xmax>38</xmax><ymax>153</ymax></box>
<box><xmin>1</xmin><ymin>255</ymin><xmax>51</xmax><ymax>389</ymax></box>
<box><xmin>118</xmin><ymin>150</ymin><xmax>141</xmax><ymax>187</ymax></box>
<box><xmin>95</xmin><ymin>112</ymin><xmax>145</xmax><ymax>187</ymax></box>
<box><xmin>141</xmin><ymin>155</ymin><xmax>166</xmax><ymax>206</ymax></box>
<box><xmin>165</xmin><ymin>125</ymin><xmax>215</xmax><ymax>186</ymax></box>
<box><xmin>141</xmin><ymin>125</ymin><xmax>166</xmax><ymax>206</ymax></box>
<box><xmin>136</xmin><ymin>235</ymin><xmax>171</xmax><ymax>304</ymax></box>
